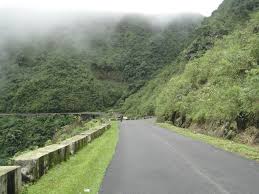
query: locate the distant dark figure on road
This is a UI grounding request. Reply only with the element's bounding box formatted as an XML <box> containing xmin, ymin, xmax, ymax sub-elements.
<box><xmin>120</xmin><ymin>115</ymin><xmax>123</xmax><ymax>122</ymax></box>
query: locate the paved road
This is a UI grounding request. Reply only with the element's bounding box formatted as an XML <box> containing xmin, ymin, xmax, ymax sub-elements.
<box><xmin>100</xmin><ymin>120</ymin><xmax>259</xmax><ymax>194</ymax></box>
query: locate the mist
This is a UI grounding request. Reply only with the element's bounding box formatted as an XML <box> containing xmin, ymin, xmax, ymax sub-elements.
<box><xmin>0</xmin><ymin>8</ymin><xmax>204</xmax><ymax>62</ymax></box>
<box><xmin>0</xmin><ymin>6</ymin><xmax>207</xmax><ymax>104</ymax></box>
<box><xmin>0</xmin><ymin>9</ymin><xmax>121</xmax><ymax>49</ymax></box>
<box><xmin>0</xmin><ymin>8</ymin><xmax>202</xmax><ymax>38</ymax></box>
<box><xmin>0</xmin><ymin>0</ymin><xmax>224</xmax><ymax>80</ymax></box>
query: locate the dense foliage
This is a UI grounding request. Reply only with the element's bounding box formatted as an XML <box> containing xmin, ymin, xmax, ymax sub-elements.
<box><xmin>0</xmin><ymin>14</ymin><xmax>202</xmax><ymax>113</ymax></box>
<box><xmin>0</xmin><ymin>115</ymin><xmax>74</xmax><ymax>165</ymax></box>
<box><xmin>0</xmin><ymin>37</ymin><xmax>126</xmax><ymax>112</ymax></box>
<box><xmin>184</xmin><ymin>0</ymin><xmax>259</xmax><ymax>60</ymax></box>
<box><xmin>156</xmin><ymin>14</ymin><xmax>259</xmax><ymax>123</ymax></box>
<box><xmin>98</xmin><ymin>15</ymin><xmax>202</xmax><ymax>88</ymax></box>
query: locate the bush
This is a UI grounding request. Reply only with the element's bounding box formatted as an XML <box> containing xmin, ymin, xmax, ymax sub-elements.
<box><xmin>0</xmin><ymin>115</ymin><xmax>74</xmax><ymax>165</ymax></box>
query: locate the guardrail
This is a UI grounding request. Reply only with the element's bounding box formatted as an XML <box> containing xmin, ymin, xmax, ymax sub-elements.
<box><xmin>0</xmin><ymin>123</ymin><xmax>111</xmax><ymax>194</ymax></box>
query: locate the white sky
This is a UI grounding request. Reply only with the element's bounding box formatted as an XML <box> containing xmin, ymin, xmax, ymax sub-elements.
<box><xmin>0</xmin><ymin>0</ymin><xmax>224</xmax><ymax>16</ymax></box>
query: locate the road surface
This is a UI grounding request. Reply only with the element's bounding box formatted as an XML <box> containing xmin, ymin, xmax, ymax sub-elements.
<box><xmin>100</xmin><ymin>119</ymin><xmax>259</xmax><ymax>194</ymax></box>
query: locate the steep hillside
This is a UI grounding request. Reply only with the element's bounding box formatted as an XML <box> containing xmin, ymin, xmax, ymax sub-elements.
<box><xmin>157</xmin><ymin>13</ymin><xmax>259</xmax><ymax>124</ymax></box>
<box><xmin>0</xmin><ymin>13</ymin><xmax>202</xmax><ymax>113</ymax></box>
<box><xmin>122</xmin><ymin>0</ymin><xmax>259</xmax><ymax>143</ymax></box>
<box><xmin>0</xmin><ymin>115</ymin><xmax>75</xmax><ymax>165</ymax></box>
<box><xmin>89</xmin><ymin>14</ymin><xmax>203</xmax><ymax>94</ymax></box>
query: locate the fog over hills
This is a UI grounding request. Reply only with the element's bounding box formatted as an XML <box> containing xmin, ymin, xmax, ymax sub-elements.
<box><xmin>0</xmin><ymin>9</ymin><xmax>203</xmax><ymax>113</ymax></box>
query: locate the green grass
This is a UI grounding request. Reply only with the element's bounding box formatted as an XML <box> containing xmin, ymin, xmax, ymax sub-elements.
<box><xmin>23</xmin><ymin>121</ymin><xmax>119</xmax><ymax>194</ymax></box>
<box><xmin>158</xmin><ymin>123</ymin><xmax>259</xmax><ymax>162</ymax></box>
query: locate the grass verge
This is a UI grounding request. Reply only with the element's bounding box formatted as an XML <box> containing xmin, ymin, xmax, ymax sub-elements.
<box><xmin>158</xmin><ymin>123</ymin><xmax>259</xmax><ymax>161</ymax></box>
<box><xmin>23</xmin><ymin>121</ymin><xmax>119</xmax><ymax>194</ymax></box>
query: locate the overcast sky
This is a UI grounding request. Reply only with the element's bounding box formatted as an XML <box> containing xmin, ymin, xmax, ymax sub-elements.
<box><xmin>1</xmin><ymin>0</ymin><xmax>224</xmax><ymax>16</ymax></box>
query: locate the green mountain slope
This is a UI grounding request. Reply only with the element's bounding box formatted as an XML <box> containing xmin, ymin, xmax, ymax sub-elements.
<box><xmin>122</xmin><ymin>0</ymin><xmax>259</xmax><ymax>141</ymax></box>
<box><xmin>0</xmin><ymin>14</ymin><xmax>202</xmax><ymax>113</ymax></box>
<box><xmin>157</xmin><ymin>13</ymin><xmax>259</xmax><ymax>123</ymax></box>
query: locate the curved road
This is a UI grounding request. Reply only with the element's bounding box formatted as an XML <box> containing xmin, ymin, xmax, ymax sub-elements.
<box><xmin>100</xmin><ymin>120</ymin><xmax>259</xmax><ymax>194</ymax></box>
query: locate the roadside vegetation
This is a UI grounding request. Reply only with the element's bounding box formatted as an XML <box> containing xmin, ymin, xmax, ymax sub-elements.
<box><xmin>0</xmin><ymin>115</ymin><xmax>105</xmax><ymax>165</ymax></box>
<box><xmin>159</xmin><ymin>123</ymin><xmax>259</xmax><ymax>161</ymax></box>
<box><xmin>156</xmin><ymin>12</ymin><xmax>259</xmax><ymax>125</ymax></box>
<box><xmin>23</xmin><ymin>121</ymin><xmax>119</xmax><ymax>194</ymax></box>
<box><xmin>0</xmin><ymin>115</ymin><xmax>74</xmax><ymax>165</ymax></box>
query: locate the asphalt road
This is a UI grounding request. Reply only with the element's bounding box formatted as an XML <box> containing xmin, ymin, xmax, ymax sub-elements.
<box><xmin>100</xmin><ymin>119</ymin><xmax>259</xmax><ymax>194</ymax></box>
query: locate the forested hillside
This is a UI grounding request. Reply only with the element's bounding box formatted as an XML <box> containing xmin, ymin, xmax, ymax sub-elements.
<box><xmin>0</xmin><ymin>13</ymin><xmax>202</xmax><ymax>164</ymax></box>
<box><xmin>0</xmin><ymin>13</ymin><xmax>202</xmax><ymax>113</ymax></box>
<box><xmin>122</xmin><ymin>0</ymin><xmax>259</xmax><ymax>143</ymax></box>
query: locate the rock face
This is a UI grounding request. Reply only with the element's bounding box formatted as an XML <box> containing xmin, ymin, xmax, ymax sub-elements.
<box><xmin>13</xmin><ymin>123</ymin><xmax>111</xmax><ymax>183</ymax></box>
<box><xmin>0</xmin><ymin>166</ymin><xmax>21</xmax><ymax>194</ymax></box>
